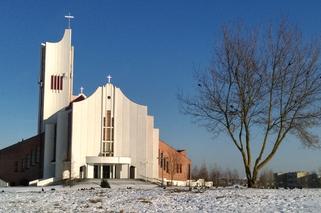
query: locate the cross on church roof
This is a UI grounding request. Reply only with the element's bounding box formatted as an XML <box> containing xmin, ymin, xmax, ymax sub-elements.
<box><xmin>64</xmin><ymin>12</ymin><xmax>74</xmax><ymax>29</ymax></box>
<box><xmin>107</xmin><ymin>74</ymin><xmax>112</xmax><ymax>84</ymax></box>
<box><xmin>80</xmin><ymin>86</ymin><xmax>84</xmax><ymax>94</ymax></box>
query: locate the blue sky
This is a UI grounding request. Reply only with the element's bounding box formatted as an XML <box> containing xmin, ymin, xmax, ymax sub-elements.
<box><xmin>1</xmin><ymin>0</ymin><xmax>321</xmax><ymax>175</ymax></box>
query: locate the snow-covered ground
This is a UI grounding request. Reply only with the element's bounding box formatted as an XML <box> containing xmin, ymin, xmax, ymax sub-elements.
<box><xmin>1</xmin><ymin>183</ymin><xmax>321</xmax><ymax>212</ymax></box>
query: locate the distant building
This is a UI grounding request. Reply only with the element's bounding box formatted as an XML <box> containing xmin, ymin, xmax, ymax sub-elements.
<box><xmin>0</xmin><ymin>135</ymin><xmax>44</xmax><ymax>186</ymax></box>
<box><xmin>0</xmin><ymin>25</ymin><xmax>191</xmax><ymax>186</ymax></box>
<box><xmin>274</xmin><ymin>171</ymin><xmax>321</xmax><ymax>188</ymax></box>
<box><xmin>158</xmin><ymin>140</ymin><xmax>192</xmax><ymax>185</ymax></box>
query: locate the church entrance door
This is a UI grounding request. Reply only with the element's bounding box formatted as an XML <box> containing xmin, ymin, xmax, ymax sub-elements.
<box><xmin>103</xmin><ymin>165</ymin><xmax>111</xmax><ymax>178</ymax></box>
<box><xmin>130</xmin><ymin>166</ymin><xmax>135</xmax><ymax>179</ymax></box>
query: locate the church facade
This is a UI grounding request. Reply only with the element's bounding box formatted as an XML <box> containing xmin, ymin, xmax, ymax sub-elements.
<box><xmin>0</xmin><ymin>27</ymin><xmax>191</xmax><ymax>186</ymax></box>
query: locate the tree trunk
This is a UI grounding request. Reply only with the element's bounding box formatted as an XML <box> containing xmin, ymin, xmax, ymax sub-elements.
<box><xmin>247</xmin><ymin>178</ymin><xmax>256</xmax><ymax>188</ymax></box>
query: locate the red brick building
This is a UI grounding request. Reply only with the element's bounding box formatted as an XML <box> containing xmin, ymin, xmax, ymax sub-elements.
<box><xmin>159</xmin><ymin>140</ymin><xmax>191</xmax><ymax>184</ymax></box>
<box><xmin>0</xmin><ymin>134</ymin><xmax>44</xmax><ymax>186</ymax></box>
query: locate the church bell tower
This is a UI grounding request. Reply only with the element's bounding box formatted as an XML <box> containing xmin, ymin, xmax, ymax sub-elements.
<box><xmin>37</xmin><ymin>28</ymin><xmax>74</xmax><ymax>133</ymax></box>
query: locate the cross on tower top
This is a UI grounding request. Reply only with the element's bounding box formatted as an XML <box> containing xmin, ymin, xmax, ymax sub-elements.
<box><xmin>107</xmin><ymin>74</ymin><xmax>112</xmax><ymax>84</ymax></box>
<box><xmin>64</xmin><ymin>12</ymin><xmax>74</xmax><ymax>29</ymax></box>
<box><xmin>80</xmin><ymin>86</ymin><xmax>84</xmax><ymax>94</ymax></box>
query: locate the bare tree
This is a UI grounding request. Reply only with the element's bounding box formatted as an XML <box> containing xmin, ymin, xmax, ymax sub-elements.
<box><xmin>230</xmin><ymin>169</ymin><xmax>240</xmax><ymax>183</ymax></box>
<box><xmin>209</xmin><ymin>164</ymin><xmax>222</xmax><ymax>186</ymax></box>
<box><xmin>198</xmin><ymin>162</ymin><xmax>209</xmax><ymax>180</ymax></box>
<box><xmin>222</xmin><ymin>168</ymin><xmax>239</xmax><ymax>186</ymax></box>
<box><xmin>258</xmin><ymin>169</ymin><xmax>274</xmax><ymax>188</ymax></box>
<box><xmin>191</xmin><ymin>165</ymin><xmax>200</xmax><ymax>180</ymax></box>
<box><xmin>179</xmin><ymin>20</ymin><xmax>321</xmax><ymax>187</ymax></box>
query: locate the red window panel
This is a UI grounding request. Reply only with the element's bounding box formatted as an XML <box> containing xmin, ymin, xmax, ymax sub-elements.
<box><xmin>56</xmin><ymin>75</ymin><xmax>60</xmax><ymax>90</ymax></box>
<box><xmin>60</xmin><ymin>76</ymin><xmax>63</xmax><ymax>90</ymax></box>
<box><xmin>50</xmin><ymin>75</ymin><xmax>63</xmax><ymax>91</ymax></box>
<box><xmin>53</xmin><ymin>76</ymin><xmax>56</xmax><ymax>90</ymax></box>
<box><xmin>51</xmin><ymin>75</ymin><xmax>54</xmax><ymax>90</ymax></box>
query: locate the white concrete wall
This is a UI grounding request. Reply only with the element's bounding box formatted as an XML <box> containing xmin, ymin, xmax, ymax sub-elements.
<box><xmin>55</xmin><ymin>110</ymin><xmax>69</xmax><ymax>179</ymax></box>
<box><xmin>43</xmin><ymin>123</ymin><xmax>55</xmax><ymax>178</ymax></box>
<box><xmin>71</xmin><ymin>87</ymin><xmax>103</xmax><ymax>178</ymax></box>
<box><xmin>87</xmin><ymin>165</ymin><xmax>94</xmax><ymax>178</ymax></box>
<box><xmin>70</xmin><ymin>83</ymin><xmax>159</xmax><ymax>180</ymax></box>
<box><xmin>114</xmin><ymin>86</ymin><xmax>159</xmax><ymax>180</ymax></box>
<box><xmin>120</xmin><ymin>164</ymin><xmax>129</xmax><ymax>178</ymax></box>
<box><xmin>40</xmin><ymin>29</ymin><xmax>74</xmax><ymax>132</ymax></box>
<box><xmin>152</xmin><ymin>128</ymin><xmax>160</xmax><ymax>180</ymax></box>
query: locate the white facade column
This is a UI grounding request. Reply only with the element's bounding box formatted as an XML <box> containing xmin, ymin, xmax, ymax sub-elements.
<box><xmin>87</xmin><ymin>165</ymin><xmax>94</xmax><ymax>178</ymax></box>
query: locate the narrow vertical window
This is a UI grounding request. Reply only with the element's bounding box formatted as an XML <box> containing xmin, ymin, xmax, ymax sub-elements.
<box><xmin>21</xmin><ymin>159</ymin><xmax>24</xmax><ymax>171</ymax></box>
<box><xmin>103</xmin><ymin>128</ymin><xmax>106</xmax><ymax>140</ymax></box>
<box><xmin>166</xmin><ymin>161</ymin><xmax>169</xmax><ymax>173</ymax></box>
<box><xmin>55</xmin><ymin>75</ymin><xmax>58</xmax><ymax>90</ymax></box>
<box><xmin>107</xmin><ymin>128</ymin><xmax>111</xmax><ymax>141</ymax></box>
<box><xmin>111</xmin><ymin>129</ymin><xmax>114</xmax><ymax>140</ymax></box>
<box><xmin>57</xmin><ymin>75</ymin><xmax>60</xmax><ymax>90</ymax></box>
<box><xmin>31</xmin><ymin>150</ymin><xmax>36</xmax><ymax>165</ymax></box>
<box><xmin>14</xmin><ymin>161</ymin><xmax>18</xmax><ymax>172</ymax></box>
<box><xmin>36</xmin><ymin>146</ymin><xmax>40</xmax><ymax>163</ymax></box>
<box><xmin>60</xmin><ymin>76</ymin><xmax>63</xmax><ymax>90</ymax></box>
<box><xmin>106</xmin><ymin>110</ymin><xmax>111</xmax><ymax>127</ymax></box>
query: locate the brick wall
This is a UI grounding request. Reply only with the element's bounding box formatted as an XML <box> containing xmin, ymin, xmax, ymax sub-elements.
<box><xmin>158</xmin><ymin>140</ymin><xmax>191</xmax><ymax>182</ymax></box>
<box><xmin>0</xmin><ymin>134</ymin><xmax>44</xmax><ymax>186</ymax></box>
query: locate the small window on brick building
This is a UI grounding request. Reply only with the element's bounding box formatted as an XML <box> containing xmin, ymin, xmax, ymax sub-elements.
<box><xmin>180</xmin><ymin>164</ymin><xmax>182</xmax><ymax>173</ymax></box>
<box><xmin>160</xmin><ymin>153</ymin><xmax>163</xmax><ymax>168</ymax></box>
<box><xmin>21</xmin><ymin>159</ymin><xmax>24</xmax><ymax>171</ymax></box>
<box><xmin>166</xmin><ymin>161</ymin><xmax>169</xmax><ymax>173</ymax></box>
<box><xmin>14</xmin><ymin>161</ymin><xmax>18</xmax><ymax>172</ymax></box>
<box><xmin>163</xmin><ymin>159</ymin><xmax>166</xmax><ymax>171</ymax></box>
<box><xmin>31</xmin><ymin>150</ymin><xmax>36</xmax><ymax>165</ymax></box>
<box><xmin>36</xmin><ymin>146</ymin><xmax>40</xmax><ymax>163</ymax></box>
<box><xmin>27</xmin><ymin>154</ymin><xmax>31</xmax><ymax>169</ymax></box>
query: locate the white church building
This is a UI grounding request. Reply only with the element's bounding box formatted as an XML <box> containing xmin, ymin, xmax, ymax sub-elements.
<box><xmin>38</xmin><ymin>27</ymin><xmax>159</xmax><ymax>181</ymax></box>
<box><xmin>0</xmin><ymin>23</ymin><xmax>191</xmax><ymax>186</ymax></box>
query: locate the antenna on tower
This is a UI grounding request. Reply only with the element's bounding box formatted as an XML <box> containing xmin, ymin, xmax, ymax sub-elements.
<box><xmin>64</xmin><ymin>12</ymin><xmax>74</xmax><ymax>29</ymax></box>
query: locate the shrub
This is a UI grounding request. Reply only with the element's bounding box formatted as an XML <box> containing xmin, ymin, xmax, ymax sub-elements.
<box><xmin>100</xmin><ymin>179</ymin><xmax>110</xmax><ymax>188</ymax></box>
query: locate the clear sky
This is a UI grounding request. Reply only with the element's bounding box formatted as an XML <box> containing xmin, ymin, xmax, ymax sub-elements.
<box><xmin>1</xmin><ymin>0</ymin><xmax>321</xmax><ymax>175</ymax></box>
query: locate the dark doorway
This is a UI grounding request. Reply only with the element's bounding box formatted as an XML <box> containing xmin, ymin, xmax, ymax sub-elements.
<box><xmin>103</xmin><ymin>165</ymin><xmax>111</xmax><ymax>179</ymax></box>
<box><xmin>130</xmin><ymin>166</ymin><xmax>135</xmax><ymax>179</ymax></box>
<box><xmin>79</xmin><ymin>166</ymin><xmax>86</xmax><ymax>179</ymax></box>
<box><xmin>94</xmin><ymin>165</ymin><xmax>99</xmax><ymax>178</ymax></box>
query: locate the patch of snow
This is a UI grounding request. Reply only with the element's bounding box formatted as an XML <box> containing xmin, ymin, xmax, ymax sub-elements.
<box><xmin>0</xmin><ymin>186</ymin><xmax>321</xmax><ymax>212</ymax></box>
